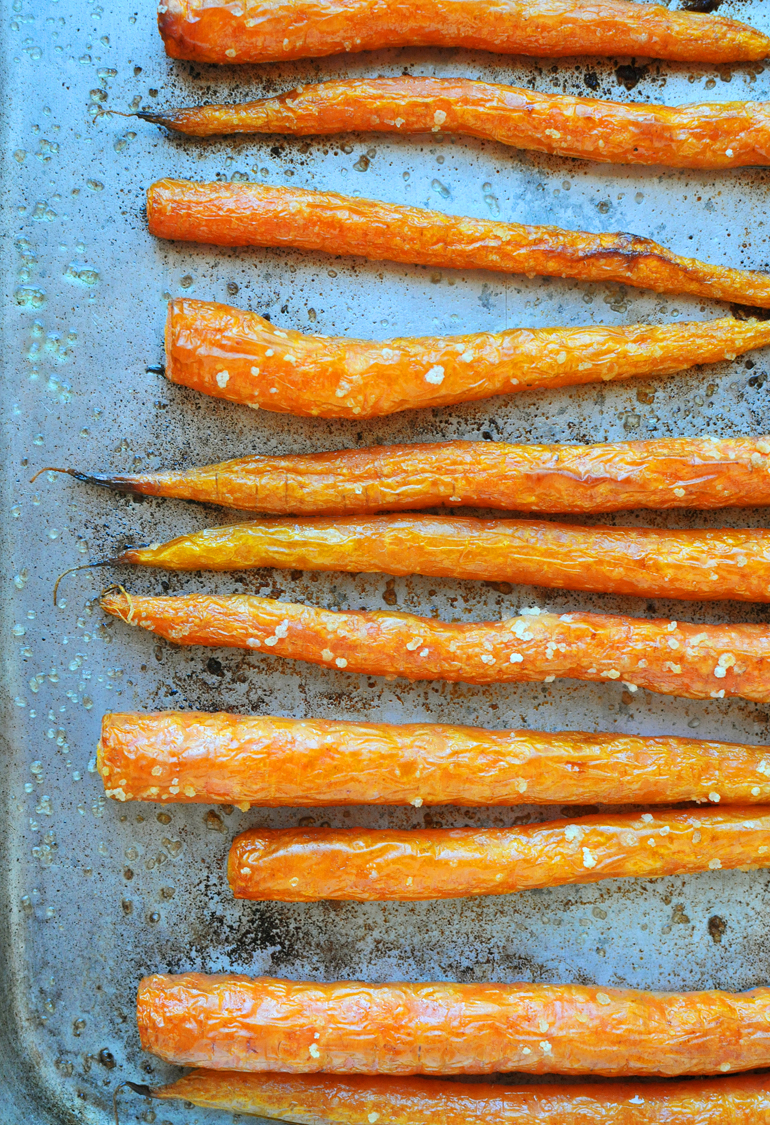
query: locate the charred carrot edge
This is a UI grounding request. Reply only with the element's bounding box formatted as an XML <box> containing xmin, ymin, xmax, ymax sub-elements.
<box><xmin>157</xmin><ymin>0</ymin><xmax>770</xmax><ymax>65</ymax></box>
<box><xmin>101</xmin><ymin>590</ymin><xmax>770</xmax><ymax>703</ymax></box>
<box><xmin>147</xmin><ymin>180</ymin><xmax>770</xmax><ymax>307</ymax></box>
<box><xmin>154</xmin><ymin>1069</ymin><xmax>770</xmax><ymax>1125</ymax></box>
<box><xmin>137</xmin><ymin>973</ymin><xmax>770</xmax><ymax>1075</ymax></box>
<box><xmin>165</xmin><ymin>298</ymin><xmax>770</xmax><ymax>418</ymax></box>
<box><xmin>228</xmin><ymin>809</ymin><xmax>770</xmax><ymax>901</ymax></box>
<box><xmin>116</xmin><ymin>515</ymin><xmax>770</xmax><ymax>603</ymax></box>
<box><xmin>99</xmin><ymin>711</ymin><xmax>770</xmax><ymax>808</ymax></box>
<box><xmin>143</xmin><ymin>78</ymin><xmax>770</xmax><ymax>171</ymax></box>
<box><xmin>51</xmin><ymin>437</ymin><xmax>770</xmax><ymax>516</ymax></box>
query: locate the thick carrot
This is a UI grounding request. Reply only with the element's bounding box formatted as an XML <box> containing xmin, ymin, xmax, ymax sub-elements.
<box><xmin>137</xmin><ymin>973</ymin><xmax>770</xmax><ymax>1076</ymax></box>
<box><xmin>228</xmin><ymin>809</ymin><xmax>770</xmax><ymax>901</ymax></box>
<box><xmin>157</xmin><ymin>0</ymin><xmax>770</xmax><ymax>65</ymax></box>
<box><xmin>153</xmin><ymin>1069</ymin><xmax>770</xmax><ymax>1125</ymax></box>
<box><xmin>147</xmin><ymin>180</ymin><xmax>770</xmax><ymax>307</ymax></box>
<box><xmin>164</xmin><ymin>298</ymin><xmax>770</xmax><ymax>418</ymax></box>
<box><xmin>55</xmin><ymin>437</ymin><xmax>770</xmax><ymax>515</ymax></box>
<box><xmin>98</xmin><ymin>711</ymin><xmax>770</xmax><ymax>808</ymax></box>
<box><xmin>143</xmin><ymin>78</ymin><xmax>770</xmax><ymax>171</ymax></box>
<box><xmin>116</xmin><ymin>515</ymin><xmax>770</xmax><ymax>603</ymax></box>
<box><xmin>100</xmin><ymin>590</ymin><xmax>770</xmax><ymax>702</ymax></box>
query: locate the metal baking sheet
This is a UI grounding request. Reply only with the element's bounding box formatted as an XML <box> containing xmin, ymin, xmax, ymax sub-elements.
<box><xmin>3</xmin><ymin>0</ymin><xmax>770</xmax><ymax>1120</ymax></box>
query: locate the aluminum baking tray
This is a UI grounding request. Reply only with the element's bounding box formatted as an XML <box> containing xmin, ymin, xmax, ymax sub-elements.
<box><xmin>3</xmin><ymin>0</ymin><xmax>770</xmax><ymax>1121</ymax></box>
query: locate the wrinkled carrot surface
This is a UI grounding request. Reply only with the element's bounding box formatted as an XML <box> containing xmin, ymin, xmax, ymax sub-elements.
<box><xmin>137</xmin><ymin>973</ymin><xmax>770</xmax><ymax>1076</ymax></box>
<box><xmin>155</xmin><ymin>1069</ymin><xmax>770</xmax><ymax>1125</ymax></box>
<box><xmin>98</xmin><ymin>711</ymin><xmax>770</xmax><ymax>808</ymax></box>
<box><xmin>68</xmin><ymin>437</ymin><xmax>770</xmax><ymax>515</ymax></box>
<box><xmin>119</xmin><ymin>515</ymin><xmax>770</xmax><ymax>603</ymax></box>
<box><xmin>229</xmin><ymin>809</ymin><xmax>770</xmax><ymax>901</ymax></box>
<box><xmin>146</xmin><ymin>78</ymin><xmax>770</xmax><ymax>171</ymax></box>
<box><xmin>147</xmin><ymin>180</ymin><xmax>770</xmax><ymax>306</ymax></box>
<box><xmin>101</xmin><ymin>590</ymin><xmax>770</xmax><ymax>702</ymax></box>
<box><xmin>165</xmin><ymin>299</ymin><xmax>770</xmax><ymax>418</ymax></box>
<box><xmin>157</xmin><ymin>0</ymin><xmax>770</xmax><ymax>65</ymax></box>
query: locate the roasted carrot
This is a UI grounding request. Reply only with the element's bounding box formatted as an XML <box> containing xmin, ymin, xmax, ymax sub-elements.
<box><xmin>100</xmin><ymin>590</ymin><xmax>770</xmax><ymax>703</ymax></box>
<box><xmin>137</xmin><ymin>973</ymin><xmax>770</xmax><ymax>1075</ymax></box>
<box><xmin>152</xmin><ymin>1069</ymin><xmax>770</xmax><ymax>1125</ymax></box>
<box><xmin>157</xmin><ymin>0</ymin><xmax>770</xmax><ymax>65</ymax></box>
<box><xmin>98</xmin><ymin>711</ymin><xmax>770</xmax><ymax>808</ymax></box>
<box><xmin>143</xmin><ymin>78</ymin><xmax>770</xmax><ymax>172</ymax></box>
<box><xmin>52</xmin><ymin>437</ymin><xmax>770</xmax><ymax>516</ymax></box>
<box><xmin>114</xmin><ymin>516</ymin><xmax>770</xmax><ymax>603</ymax></box>
<box><xmin>147</xmin><ymin>180</ymin><xmax>770</xmax><ymax>307</ymax></box>
<box><xmin>164</xmin><ymin>298</ymin><xmax>770</xmax><ymax>418</ymax></box>
<box><xmin>228</xmin><ymin>809</ymin><xmax>770</xmax><ymax>901</ymax></box>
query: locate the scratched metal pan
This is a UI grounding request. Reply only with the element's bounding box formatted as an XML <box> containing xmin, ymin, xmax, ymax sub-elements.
<box><xmin>3</xmin><ymin>0</ymin><xmax>770</xmax><ymax>1120</ymax></box>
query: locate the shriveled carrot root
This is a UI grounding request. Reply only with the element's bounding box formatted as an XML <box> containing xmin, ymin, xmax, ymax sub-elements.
<box><xmin>153</xmin><ymin>1069</ymin><xmax>770</xmax><ymax>1125</ymax></box>
<box><xmin>98</xmin><ymin>711</ymin><xmax>770</xmax><ymax>808</ymax></box>
<box><xmin>116</xmin><ymin>515</ymin><xmax>770</xmax><ymax>603</ymax></box>
<box><xmin>165</xmin><ymin>298</ymin><xmax>770</xmax><ymax>418</ymax></box>
<box><xmin>144</xmin><ymin>77</ymin><xmax>770</xmax><ymax>171</ymax></box>
<box><xmin>228</xmin><ymin>809</ymin><xmax>770</xmax><ymax>901</ymax></box>
<box><xmin>147</xmin><ymin>180</ymin><xmax>770</xmax><ymax>307</ymax></box>
<box><xmin>137</xmin><ymin>973</ymin><xmax>770</xmax><ymax>1076</ymax></box>
<box><xmin>157</xmin><ymin>0</ymin><xmax>770</xmax><ymax>65</ymax></box>
<box><xmin>100</xmin><ymin>590</ymin><xmax>770</xmax><ymax>702</ymax></box>
<box><xmin>47</xmin><ymin>437</ymin><xmax>770</xmax><ymax>516</ymax></box>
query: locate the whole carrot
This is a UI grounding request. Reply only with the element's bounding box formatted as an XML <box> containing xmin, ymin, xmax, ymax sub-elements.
<box><xmin>143</xmin><ymin>78</ymin><xmax>770</xmax><ymax>171</ymax></box>
<box><xmin>147</xmin><ymin>180</ymin><xmax>770</xmax><ymax>306</ymax></box>
<box><xmin>151</xmin><ymin>1069</ymin><xmax>770</xmax><ymax>1125</ymax></box>
<box><xmin>137</xmin><ymin>973</ymin><xmax>770</xmax><ymax>1075</ymax></box>
<box><xmin>114</xmin><ymin>515</ymin><xmax>770</xmax><ymax>603</ymax></box>
<box><xmin>98</xmin><ymin>711</ymin><xmax>770</xmax><ymax>808</ymax></box>
<box><xmin>45</xmin><ymin>437</ymin><xmax>770</xmax><ymax>515</ymax></box>
<box><xmin>228</xmin><ymin>809</ymin><xmax>770</xmax><ymax>901</ymax></box>
<box><xmin>100</xmin><ymin>590</ymin><xmax>770</xmax><ymax>703</ymax></box>
<box><xmin>157</xmin><ymin>0</ymin><xmax>770</xmax><ymax>65</ymax></box>
<box><xmin>164</xmin><ymin>298</ymin><xmax>770</xmax><ymax>418</ymax></box>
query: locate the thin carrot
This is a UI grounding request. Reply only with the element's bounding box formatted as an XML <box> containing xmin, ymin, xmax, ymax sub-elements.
<box><xmin>98</xmin><ymin>711</ymin><xmax>770</xmax><ymax>808</ymax></box>
<box><xmin>137</xmin><ymin>973</ymin><xmax>770</xmax><ymax>1075</ymax></box>
<box><xmin>114</xmin><ymin>515</ymin><xmax>770</xmax><ymax>603</ymax></box>
<box><xmin>100</xmin><ymin>590</ymin><xmax>770</xmax><ymax>702</ymax></box>
<box><xmin>143</xmin><ymin>78</ymin><xmax>770</xmax><ymax>171</ymax></box>
<box><xmin>46</xmin><ymin>437</ymin><xmax>770</xmax><ymax>515</ymax></box>
<box><xmin>146</xmin><ymin>180</ymin><xmax>770</xmax><ymax>307</ymax></box>
<box><xmin>164</xmin><ymin>298</ymin><xmax>770</xmax><ymax>418</ymax></box>
<box><xmin>157</xmin><ymin>0</ymin><xmax>770</xmax><ymax>65</ymax></box>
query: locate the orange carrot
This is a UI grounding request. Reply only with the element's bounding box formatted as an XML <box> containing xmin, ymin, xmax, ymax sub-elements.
<box><xmin>164</xmin><ymin>298</ymin><xmax>770</xmax><ymax>418</ymax></box>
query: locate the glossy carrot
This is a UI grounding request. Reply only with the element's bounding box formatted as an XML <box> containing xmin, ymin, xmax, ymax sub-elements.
<box><xmin>157</xmin><ymin>0</ymin><xmax>770</xmax><ymax>65</ymax></box>
<box><xmin>147</xmin><ymin>180</ymin><xmax>770</xmax><ymax>307</ymax></box>
<box><xmin>228</xmin><ymin>809</ymin><xmax>770</xmax><ymax>901</ymax></box>
<box><xmin>115</xmin><ymin>515</ymin><xmax>770</xmax><ymax>603</ymax></box>
<box><xmin>152</xmin><ymin>1069</ymin><xmax>770</xmax><ymax>1125</ymax></box>
<box><xmin>100</xmin><ymin>590</ymin><xmax>770</xmax><ymax>703</ymax></box>
<box><xmin>164</xmin><ymin>298</ymin><xmax>770</xmax><ymax>418</ymax></box>
<box><xmin>137</xmin><ymin>973</ymin><xmax>770</xmax><ymax>1076</ymax></box>
<box><xmin>143</xmin><ymin>78</ymin><xmax>770</xmax><ymax>172</ymax></box>
<box><xmin>55</xmin><ymin>437</ymin><xmax>770</xmax><ymax>516</ymax></box>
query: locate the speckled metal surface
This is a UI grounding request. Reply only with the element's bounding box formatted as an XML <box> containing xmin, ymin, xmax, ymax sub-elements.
<box><xmin>3</xmin><ymin>1</ymin><xmax>770</xmax><ymax>1121</ymax></box>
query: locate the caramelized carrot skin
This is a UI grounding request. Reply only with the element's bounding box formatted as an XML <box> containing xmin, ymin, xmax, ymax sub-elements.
<box><xmin>149</xmin><ymin>78</ymin><xmax>770</xmax><ymax>171</ymax></box>
<box><xmin>74</xmin><ymin>437</ymin><xmax>770</xmax><ymax>516</ymax></box>
<box><xmin>166</xmin><ymin>298</ymin><xmax>770</xmax><ymax>418</ymax></box>
<box><xmin>228</xmin><ymin>809</ymin><xmax>770</xmax><ymax>901</ymax></box>
<box><xmin>147</xmin><ymin>180</ymin><xmax>770</xmax><ymax>307</ymax></box>
<box><xmin>157</xmin><ymin>0</ymin><xmax>770</xmax><ymax>64</ymax></box>
<box><xmin>120</xmin><ymin>515</ymin><xmax>770</xmax><ymax>603</ymax></box>
<box><xmin>101</xmin><ymin>591</ymin><xmax>770</xmax><ymax>702</ymax></box>
<box><xmin>156</xmin><ymin>1069</ymin><xmax>770</xmax><ymax>1125</ymax></box>
<box><xmin>137</xmin><ymin>973</ymin><xmax>770</xmax><ymax>1076</ymax></box>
